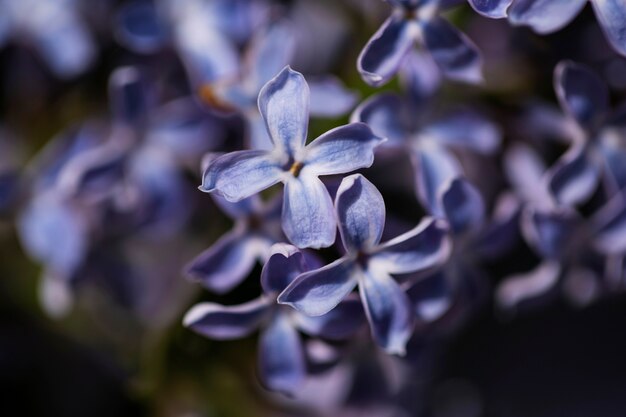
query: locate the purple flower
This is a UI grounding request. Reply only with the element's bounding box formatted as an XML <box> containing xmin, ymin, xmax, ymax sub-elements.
<box><xmin>509</xmin><ymin>0</ymin><xmax>626</xmax><ymax>56</ymax></box>
<box><xmin>467</xmin><ymin>0</ymin><xmax>514</xmax><ymax>18</ymax></box>
<box><xmin>278</xmin><ymin>174</ymin><xmax>451</xmax><ymax>354</ymax></box>
<box><xmin>357</xmin><ymin>0</ymin><xmax>484</xmax><ymax>87</ymax></box>
<box><xmin>352</xmin><ymin>92</ymin><xmax>500</xmax><ymax>215</ymax></box>
<box><xmin>201</xmin><ymin>66</ymin><xmax>384</xmax><ymax>249</ymax></box>
<box><xmin>184</xmin><ymin>243</ymin><xmax>364</xmax><ymax>394</ymax></box>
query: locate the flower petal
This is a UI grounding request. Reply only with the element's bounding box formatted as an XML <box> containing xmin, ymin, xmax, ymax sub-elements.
<box><xmin>335</xmin><ymin>174</ymin><xmax>386</xmax><ymax>253</ymax></box>
<box><xmin>294</xmin><ymin>295</ymin><xmax>365</xmax><ymax>340</ymax></box>
<box><xmin>547</xmin><ymin>144</ymin><xmax>600</xmax><ymax>207</ymax></box>
<box><xmin>405</xmin><ymin>272</ymin><xmax>451</xmax><ymax>323</ymax></box>
<box><xmin>503</xmin><ymin>143</ymin><xmax>551</xmax><ymax>206</ymax></box>
<box><xmin>591</xmin><ymin>0</ymin><xmax>626</xmax><ymax>56</ymax></box>
<box><xmin>371</xmin><ymin>218</ymin><xmax>452</xmax><ymax>274</ymax></box>
<box><xmin>420</xmin><ymin>110</ymin><xmax>501</xmax><ymax>154</ymax></box>
<box><xmin>467</xmin><ymin>0</ymin><xmax>513</xmax><ymax>18</ymax></box>
<box><xmin>186</xmin><ymin>232</ymin><xmax>269</xmax><ymax>294</ymax></box>
<box><xmin>411</xmin><ymin>142</ymin><xmax>463</xmax><ymax>215</ymax></box>
<box><xmin>261</xmin><ymin>243</ymin><xmax>309</xmax><ymax>294</ymax></box>
<box><xmin>308</xmin><ymin>76</ymin><xmax>359</xmax><ymax>118</ymax></box>
<box><xmin>258</xmin><ymin>312</ymin><xmax>306</xmax><ymax>394</ymax></box>
<box><xmin>350</xmin><ymin>93</ymin><xmax>412</xmax><ymax>147</ymax></box>
<box><xmin>591</xmin><ymin>190</ymin><xmax>626</xmax><ymax>255</ymax></box>
<box><xmin>258</xmin><ymin>66</ymin><xmax>309</xmax><ymax>157</ymax></box>
<box><xmin>421</xmin><ymin>17</ymin><xmax>482</xmax><ymax>84</ymax></box>
<box><xmin>357</xmin><ymin>14</ymin><xmax>415</xmax><ymax>87</ymax></box>
<box><xmin>360</xmin><ymin>265</ymin><xmax>414</xmax><ymax>355</ymax></box>
<box><xmin>200</xmin><ymin>150</ymin><xmax>282</xmax><ymax>202</ymax></box>
<box><xmin>440</xmin><ymin>177</ymin><xmax>486</xmax><ymax>235</ymax></box>
<box><xmin>521</xmin><ymin>207</ymin><xmax>580</xmax><ymax>259</ymax></box>
<box><xmin>496</xmin><ymin>261</ymin><xmax>561</xmax><ymax>310</ymax></box>
<box><xmin>554</xmin><ymin>61</ymin><xmax>609</xmax><ymax>131</ymax></box>
<box><xmin>398</xmin><ymin>49</ymin><xmax>442</xmax><ymax>102</ymax></box>
<box><xmin>246</xmin><ymin>22</ymin><xmax>296</xmax><ymax>91</ymax></box>
<box><xmin>109</xmin><ymin>66</ymin><xmax>150</xmax><ymax>125</ymax></box>
<box><xmin>282</xmin><ymin>174</ymin><xmax>336</xmax><ymax>249</ymax></box>
<box><xmin>114</xmin><ymin>1</ymin><xmax>166</xmax><ymax>54</ymax></box>
<box><xmin>278</xmin><ymin>258</ymin><xmax>358</xmax><ymax>316</ymax></box>
<box><xmin>303</xmin><ymin>123</ymin><xmax>384</xmax><ymax>177</ymax></box>
<box><xmin>508</xmin><ymin>0</ymin><xmax>586</xmax><ymax>34</ymax></box>
<box><xmin>183</xmin><ymin>298</ymin><xmax>271</xmax><ymax>340</ymax></box>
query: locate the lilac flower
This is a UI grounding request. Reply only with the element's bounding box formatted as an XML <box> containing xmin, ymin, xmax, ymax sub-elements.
<box><xmin>201</xmin><ymin>66</ymin><xmax>384</xmax><ymax>249</ymax></box>
<box><xmin>186</xmin><ymin>192</ymin><xmax>283</xmax><ymax>294</ymax></box>
<box><xmin>184</xmin><ymin>243</ymin><xmax>364</xmax><ymax>394</ymax></box>
<box><xmin>278</xmin><ymin>174</ymin><xmax>451</xmax><ymax>354</ymax></box>
<box><xmin>357</xmin><ymin>0</ymin><xmax>484</xmax><ymax>87</ymax></box>
<box><xmin>467</xmin><ymin>0</ymin><xmax>514</xmax><ymax>18</ymax></box>
<box><xmin>352</xmin><ymin>92</ymin><xmax>500</xmax><ymax>215</ymax></box>
<box><xmin>509</xmin><ymin>0</ymin><xmax>626</xmax><ymax>56</ymax></box>
<box><xmin>0</xmin><ymin>0</ymin><xmax>96</xmax><ymax>78</ymax></box>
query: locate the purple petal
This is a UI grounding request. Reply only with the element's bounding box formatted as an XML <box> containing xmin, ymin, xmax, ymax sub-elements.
<box><xmin>211</xmin><ymin>194</ymin><xmax>261</xmax><ymax>221</ymax></box>
<box><xmin>554</xmin><ymin>61</ymin><xmax>609</xmax><ymax>130</ymax></box>
<box><xmin>261</xmin><ymin>243</ymin><xmax>309</xmax><ymax>294</ymax></box>
<box><xmin>421</xmin><ymin>17</ymin><xmax>482</xmax><ymax>84</ymax></box>
<box><xmin>546</xmin><ymin>144</ymin><xmax>600</xmax><ymax>206</ymax></box>
<box><xmin>398</xmin><ymin>50</ymin><xmax>442</xmax><ymax>102</ymax></box>
<box><xmin>200</xmin><ymin>150</ymin><xmax>282</xmax><ymax>202</ymax></box>
<box><xmin>474</xmin><ymin>193</ymin><xmax>522</xmax><ymax>259</ymax></box>
<box><xmin>591</xmin><ymin>0</ymin><xmax>626</xmax><ymax>56</ymax></box>
<box><xmin>335</xmin><ymin>174</ymin><xmax>386</xmax><ymax>253</ymax></box>
<box><xmin>405</xmin><ymin>273</ymin><xmax>451</xmax><ymax>323</ymax></box>
<box><xmin>521</xmin><ymin>208</ymin><xmax>580</xmax><ymax>259</ymax></box>
<box><xmin>258</xmin><ymin>66</ymin><xmax>309</xmax><ymax>157</ymax></box>
<box><xmin>357</xmin><ymin>14</ymin><xmax>415</xmax><ymax>87</ymax></box>
<box><xmin>598</xmin><ymin>129</ymin><xmax>626</xmax><ymax>192</ymax></box>
<box><xmin>246</xmin><ymin>23</ymin><xmax>296</xmax><ymax>91</ymax></box>
<box><xmin>440</xmin><ymin>177</ymin><xmax>486</xmax><ymax>235</ymax></box>
<box><xmin>360</xmin><ymin>267</ymin><xmax>414</xmax><ymax>355</ymax></box>
<box><xmin>467</xmin><ymin>0</ymin><xmax>513</xmax><ymax>18</ymax></box>
<box><xmin>591</xmin><ymin>190</ymin><xmax>626</xmax><ymax>255</ymax></box>
<box><xmin>109</xmin><ymin>66</ymin><xmax>150</xmax><ymax>125</ymax></box>
<box><xmin>294</xmin><ymin>296</ymin><xmax>365</xmax><ymax>340</ymax></box>
<box><xmin>258</xmin><ymin>312</ymin><xmax>306</xmax><ymax>394</ymax></box>
<box><xmin>504</xmin><ymin>143</ymin><xmax>551</xmax><ymax>205</ymax></box>
<box><xmin>114</xmin><ymin>1</ymin><xmax>166</xmax><ymax>54</ymax></box>
<box><xmin>496</xmin><ymin>261</ymin><xmax>561</xmax><ymax>309</ymax></box>
<box><xmin>411</xmin><ymin>143</ymin><xmax>463</xmax><ymax>215</ymax></box>
<box><xmin>183</xmin><ymin>298</ymin><xmax>271</xmax><ymax>340</ymax></box>
<box><xmin>282</xmin><ymin>174</ymin><xmax>336</xmax><ymax>249</ymax></box>
<box><xmin>421</xmin><ymin>110</ymin><xmax>501</xmax><ymax>154</ymax></box>
<box><xmin>308</xmin><ymin>76</ymin><xmax>359</xmax><ymax>118</ymax></box>
<box><xmin>186</xmin><ymin>231</ymin><xmax>269</xmax><ymax>294</ymax></box>
<box><xmin>371</xmin><ymin>218</ymin><xmax>452</xmax><ymax>274</ymax></box>
<box><xmin>508</xmin><ymin>0</ymin><xmax>586</xmax><ymax>34</ymax></box>
<box><xmin>278</xmin><ymin>258</ymin><xmax>358</xmax><ymax>316</ymax></box>
<box><xmin>303</xmin><ymin>123</ymin><xmax>384</xmax><ymax>176</ymax></box>
<box><xmin>350</xmin><ymin>93</ymin><xmax>411</xmax><ymax>147</ymax></box>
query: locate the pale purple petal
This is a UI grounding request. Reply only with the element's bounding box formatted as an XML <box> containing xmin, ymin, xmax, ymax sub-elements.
<box><xmin>211</xmin><ymin>194</ymin><xmax>261</xmax><ymax>221</ymax></box>
<box><xmin>496</xmin><ymin>261</ymin><xmax>561</xmax><ymax>309</ymax></box>
<box><xmin>421</xmin><ymin>110</ymin><xmax>501</xmax><ymax>154</ymax></box>
<box><xmin>246</xmin><ymin>23</ymin><xmax>296</xmax><ymax>90</ymax></box>
<box><xmin>200</xmin><ymin>150</ymin><xmax>282</xmax><ymax>202</ymax></box>
<box><xmin>302</xmin><ymin>123</ymin><xmax>384</xmax><ymax>177</ymax></box>
<box><xmin>360</xmin><ymin>266</ymin><xmax>414</xmax><ymax>355</ymax></box>
<box><xmin>598</xmin><ymin>128</ymin><xmax>626</xmax><ymax>192</ymax></box>
<box><xmin>371</xmin><ymin>218</ymin><xmax>452</xmax><ymax>274</ymax></box>
<box><xmin>277</xmin><ymin>258</ymin><xmax>358</xmax><ymax>316</ymax></box>
<box><xmin>440</xmin><ymin>177</ymin><xmax>486</xmax><ymax>235</ymax></box>
<box><xmin>398</xmin><ymin>49</ymin><xmax>442</xmax><ymax>102</ymax></box>
<box><xmin>467</xmin><ymin>0</ymin><xmax>513</xmax><ymax>18</ymax></box>
<box><xmin>258</xmin><ymin>66</ymin><xmax>309</xmax><ymax>157</ymax></box>
<box><xmin>421</xmin><ymin>17</ymin><xmax>482</xmax><ymax>84</ymax></box>
<box><xmin>405</xmin><ymin>272</ymin><xmax>451</xmax><ymax>323</ymax></box>
<box><xmin>335</xmin><ymin>174</ymin><xmax>386</xmax><ymax>253</ymax></box>
<box><xmin>554</xmin><ymin>61</ymin><xmax>609</xmax><ymax>130</ymax></box>
<box><xmin>258</xmin><ymin>312</ymin><xmax>306</xmax><ymax>394</ymax></box>
<box><xmin>546</xmin><ymin>144</ymin><xmax>601</xmax><ymax>206</ymax></box>
<box><xmin>357</xmin><ymin>14</ymin><xmax>415</xmax><ymax>87</ymax></box>
<box><xmin>350</xmin><ymin>93</ymin><xmax>411</xmax><ymax>147</ymax></box>
<box><xmin>591</xmin><ymin>190</ymin><xmax>626</xmax><ymax>255</ymax></box>
<box><xmin>521</xmin><ymin>208</ymin><xmax>580</xmax><ymax>259</ymax></box>
<box><xmin>308</xmin><ymin>76</ymin><xmax>359</xmax><ymax>118</ymax></box>
<box><xmin>592</xmin><ymin>0</ymin><xmax>626</xmax><ymax>56</ymax></box>
<box><xmin>282</xmin><ymin>174</ymin><xmax>336</xmax><ymax>249</ymax></box>
<box><xmin>186</xmin><ymin>231</ymin><xmax>268</xmax><ymax>294</ymax></box>
<box><xmin>261</xmin><ymin>243</ymin><xmax>308</xmax><ymax>294</ymax></box>
<box><xmin>114</xmin><ymin>1</ymin><xmax>166</xmax><ymax>54</ymax></box>
<box><xmin>109</xmin><ymin>66</ymin><xmax>150</xmax><ymax>125</ymax></box>
<box><xmin>183</xmin><ymin>298</ymin><xmax>271</xmax><ymax>340</ymax></box>
<box><xmin>474</xmin><ymin>193</ymin><xmax>522</xmax><ymax>259</ymax></box>
<box><xmin>508</xmin><ymin>0</ymin><xmax>586</xmax><ymax>34</ymax></box>
<box><xmin>295</xmin><ymin>296</ymin><xmax>365</xmax><ymax>340</ymax></box>
<box><xmin>504</xmin><ymin>143</ymin><xmax>551</xmax><ymax>206</ymax></box>
<box><xmin>411</xmin><ymin>143</ymin><xmax>463</xmax><ymax>215</ymax></box>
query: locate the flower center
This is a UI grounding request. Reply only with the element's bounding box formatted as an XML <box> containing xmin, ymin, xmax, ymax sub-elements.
<box><xmin>289</xmin><ymin>161</ymin><xmax>304</xmax><ymax>177</ymax></box>
<box><xmin>198</xmin><ymin>84</ymin><xmax>235</xmax><ymax>112</ymax></box>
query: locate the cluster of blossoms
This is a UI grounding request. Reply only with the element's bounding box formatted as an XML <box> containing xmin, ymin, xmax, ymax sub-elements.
<box><xmin>2</xmin><ymin>0</ymin><xmax>626</xmax><ymax>414</ymax></box>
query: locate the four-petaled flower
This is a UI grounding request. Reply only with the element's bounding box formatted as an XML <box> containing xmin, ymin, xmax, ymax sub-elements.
<box><xmin>200</xmin><ymin>66</ymin><xmax>384</xmax><ymax>249</ymax></box>
<box><xmin>278</xmin><ymin>174</ymin><xmax>451</xmax><ymax>355</ymax></box>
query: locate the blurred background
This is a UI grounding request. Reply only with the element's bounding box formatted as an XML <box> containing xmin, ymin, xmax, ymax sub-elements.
<box><xmin>2</xmin><ymin>0</ymin><xmax>626</xmax><ymax>416</ymax></box>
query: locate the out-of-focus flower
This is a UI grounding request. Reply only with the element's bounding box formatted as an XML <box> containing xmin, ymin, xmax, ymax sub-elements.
<box><xmin>184</xmin><ymin>243</ymin><xmax>364</xmax><ymax>394</ymax></box>
<box><xmin>201</xmin><ymin>67</ymin><xmax>384</xmax><ymax>249</ymax></box>
<box><xmin>508</xmin><ymin>0</ymin><xmax>626</xmax><ymax>57</ymax></box>
<box><xmin>278</xmin><ymin>174</ymin><xmax>451</xmax><ymax>355</ymax></box>
<box><xmin>0</xmin><ymin>0</ymin><xmax>96</xmax><ymax>78</ymax></box>
<box><xmin>352</xmin><ymin>93</ymin><xmax>500</xmax><ymax>215</ymax></box>
<box><xmin>357</xmin><ymin>0</ymin><xmax>484</xmax><ymax>87</ymax></box>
